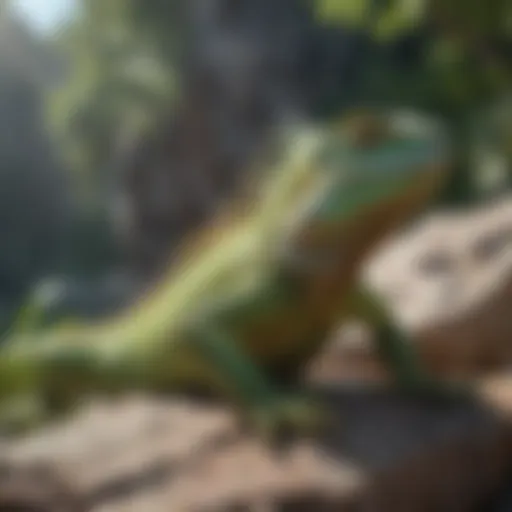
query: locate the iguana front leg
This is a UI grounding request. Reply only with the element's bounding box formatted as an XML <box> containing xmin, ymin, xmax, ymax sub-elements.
<box><xmin>187</xmin><ymin>322</ymin><xmax>326</xmax><ymax>441</ymax></box>
<box><xmin>349</xmin><ymin>286</ymin><xmax>474</xmax><ymax>401</ymax></box>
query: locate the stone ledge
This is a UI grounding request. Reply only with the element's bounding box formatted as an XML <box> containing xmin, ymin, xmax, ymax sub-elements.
<box><xmin>1</xmin><ymin>376</ymin><xmax>512</xmax><ymax>512</ymax></box>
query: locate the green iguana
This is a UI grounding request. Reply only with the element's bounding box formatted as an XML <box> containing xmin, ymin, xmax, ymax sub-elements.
<box><xmin>0</xmin><ymin>109</ymin><xmax>470</xmax><ymax>439</ymax></box>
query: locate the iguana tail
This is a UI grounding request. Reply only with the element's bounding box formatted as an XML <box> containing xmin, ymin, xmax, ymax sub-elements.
<box><xmin>0</xmin><ymin>335</ymin><xmax>97</xmax><ymax>401</ymax></box>
<box><xmin>0</xmin><ymin>327</ymin><xmax>150</xmax><ymax>425</ymax></box>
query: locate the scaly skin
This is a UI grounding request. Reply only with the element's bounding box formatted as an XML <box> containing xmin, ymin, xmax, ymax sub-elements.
<box><xmin>0</xmin><ymin>109</ymin><xmax>468</xmax><ymax>439</ymax></box>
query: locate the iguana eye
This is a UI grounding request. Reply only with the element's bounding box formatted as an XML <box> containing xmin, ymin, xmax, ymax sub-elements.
<box><xmin>341</xmin><ymin>112</ymin><xmax>390</xmax><ymax>149</ymax></box>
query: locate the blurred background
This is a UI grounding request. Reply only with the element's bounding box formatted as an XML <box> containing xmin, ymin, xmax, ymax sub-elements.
<box><xmin>0</xmin><ymin>0</ymin><xmax>510</xmax><ymax>334</ymax></box>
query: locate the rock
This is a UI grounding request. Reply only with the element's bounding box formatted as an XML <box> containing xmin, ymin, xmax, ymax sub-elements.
<box><xmin>2</xmin><ymin>383</ymin><xmax>512</xmax><ymax>512</ymax></box>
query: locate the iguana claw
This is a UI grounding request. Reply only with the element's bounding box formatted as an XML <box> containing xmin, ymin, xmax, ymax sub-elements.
<box><xmin>248</xmin><ymin>395</ymin><xmax>329</xmax><ymax>443</ymax></box>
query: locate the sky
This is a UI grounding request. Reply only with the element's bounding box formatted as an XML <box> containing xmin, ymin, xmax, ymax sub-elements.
<box><xmin>10</xmin><ymin>0</ymin><xmax>78</xmax><ymax>34</ymax></box>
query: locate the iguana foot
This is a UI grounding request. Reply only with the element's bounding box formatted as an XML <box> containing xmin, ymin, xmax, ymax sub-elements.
<box><xmin>247</xmin><ymin>395</ymin><xmax>329</xmax><ymax>443</ymax></box>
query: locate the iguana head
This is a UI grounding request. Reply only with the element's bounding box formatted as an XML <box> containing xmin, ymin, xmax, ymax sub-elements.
<box><xmin>279</xmin><ymin>110</ymin><xmax>452</xmax><ymax>266</ymax></box>
<box><xmin>319</xmin><ymin>109</ymin><xmax>452</xmax><ymax>221</ymax></box>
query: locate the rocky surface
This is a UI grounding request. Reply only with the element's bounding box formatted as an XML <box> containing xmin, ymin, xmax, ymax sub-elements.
<box><xmin>1</xmin><ymin>384</ymin><xmax>512</xmax><ymax>512</ymax></box>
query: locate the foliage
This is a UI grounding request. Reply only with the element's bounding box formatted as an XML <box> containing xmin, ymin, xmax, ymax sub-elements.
<box><xmin>46</xmin><ymin>0</ymin><xmax>179</xmax><ymax>204</ymax></box>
